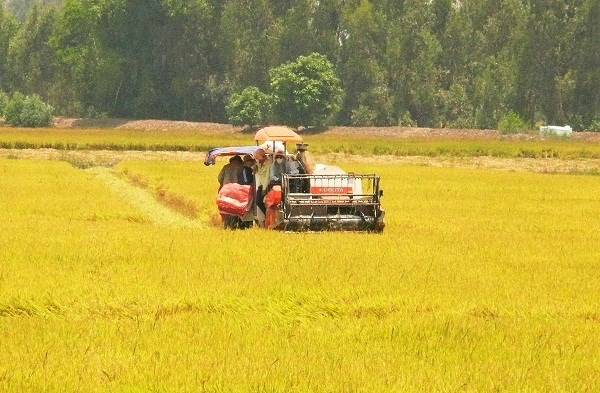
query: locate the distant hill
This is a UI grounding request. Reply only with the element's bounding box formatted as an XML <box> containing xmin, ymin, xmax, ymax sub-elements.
<box><xmin>3</xmin><ymin>0</ymin><xmax>62</xmax><ymax>20</ymax></box>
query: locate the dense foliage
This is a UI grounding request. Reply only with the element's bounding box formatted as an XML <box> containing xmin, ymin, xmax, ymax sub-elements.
<box><xmin>497</xmin><ymin>110</ymin><xmax>528</xmax><ymax>134</ymax></box>
<box><xmin>3</xmin><ymin>91</ymin><xmax>54</xmax><ymax>126</ymax></box>
<box><xmin>0</xmin><ymin>0</ymin><xmax>598</xmax><ymax>129</ymax></box>
<box><xmin>269</xmin><ymin>53</ymin><xmax>342</xmax><ymax>127</ymax></box>
<box><xmin>0</xmin><ymin>90</ymin><xmax>8</xmax><ymax>115</ymax></box>
<box><xmin>226</xmin><ymin>86</ymin><xmax>271</xmax><ymax>127</ymax></box>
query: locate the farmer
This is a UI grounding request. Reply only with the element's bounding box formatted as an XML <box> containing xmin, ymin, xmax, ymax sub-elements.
<box><xmin>294</xmin><ymin>143</ymin><xmax>313</xmax><ymax>174</ymax></box>
<box><xmin>218</xmin><ymin>155</ymin><xmax>243</xmax><ymax>191</ymax></box>
<box><xmin>238</xmin><ymin>154</ymin><xmax>255</xmax><ymax>186</ymax></box>
<box><xmin>269</xmin><ymin>149</ymin><xmax>287</xmax><ymax>185</ymax></box>
<box><xmin>292</xmin><ymin>143</ymin><xmax>313</xmax><ymax>192</ymax></box>
<box><xmin>252</xmin><ymin>148</ymin><xmax>271</xmax><ymax>226</ymax></box>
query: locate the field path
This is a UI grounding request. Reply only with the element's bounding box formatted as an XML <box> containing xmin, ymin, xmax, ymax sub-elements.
<box><xmin>87</xmin><ymin>167</ymin><xmax>206</xmax><ymax>229</ymax></box>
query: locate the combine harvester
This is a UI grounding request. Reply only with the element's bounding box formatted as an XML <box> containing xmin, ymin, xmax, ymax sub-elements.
<box><xmin>204</xmin><ymin>126</ymin><xmax>385</xmax><ymax>232</ymax></box>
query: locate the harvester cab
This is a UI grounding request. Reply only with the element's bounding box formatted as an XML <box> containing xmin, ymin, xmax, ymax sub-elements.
<box><xmin>203</xmin><ymin>126</ymin><xmax>385</xmax><ymax>232</ymax></box>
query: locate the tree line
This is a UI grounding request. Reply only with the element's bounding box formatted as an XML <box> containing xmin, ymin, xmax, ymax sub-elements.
<box><xmin>0</xmin><ymin>0</ymin><xmax>598</xmax><ymax>129</ymax></box>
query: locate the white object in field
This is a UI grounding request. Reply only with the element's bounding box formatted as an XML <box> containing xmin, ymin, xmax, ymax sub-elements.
<box><xmin>309</xmin><ymin>164</ymin><xmax>363</xmax><ymax>195</ymax></box>
<box><xmin>313</xmin><ymin>164</ymin><xmax>345</xmax><ymax>175</ymax></box>
<box><xmin>540</xmin><ymin>125</ymin><xmax>572</xmax><ymax>137</ymax></box>
<box><xmin>311</xmin><ymin>165</ymin><xmax>346</xmax><ymax>193</ymax></box>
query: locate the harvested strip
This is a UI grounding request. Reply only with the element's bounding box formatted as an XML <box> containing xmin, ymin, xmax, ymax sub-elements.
<box><xmin>87</xmin><ymin>166</ymin><xmax>205</xmax><ymax>229</ymax></box>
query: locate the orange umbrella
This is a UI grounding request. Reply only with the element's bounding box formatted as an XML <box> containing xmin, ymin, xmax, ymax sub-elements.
<box><xmin>254</xmin><ymin>126</ymin><xmax>303</xmax><ymax>143</ymax></box>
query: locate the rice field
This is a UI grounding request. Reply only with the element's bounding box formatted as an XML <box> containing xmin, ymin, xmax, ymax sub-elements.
<box><xmin>2</xmin><ymin>126</ymin><xmax>600</xmax><ymax>159</ymax></box>
<box><xmin>1</xmin><ymin>139</ymin><xmax>599</xmax><ymax>392</ymax></box>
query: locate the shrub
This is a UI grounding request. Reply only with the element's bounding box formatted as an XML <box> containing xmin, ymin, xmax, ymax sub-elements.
<box><xmin>588</xmin><ymin>119</ymin><xmax>600</xmax><ymax>132</ymax></box>
<box><xmin>398</xmin><ymin>110</ymin><xmax>417</xmax><ymax>127</ymax></box>
<box><xmin>226</xmin><ymin>86</ymin><xmax>271</xmax><ymax>127</ymax></box>
<box><xmin>4</xmin><ymin>93</ymin><xmax>54</xmax><ymax>127</ymax></box>
<box><xmin>498</xmin><ymin>110</ymin><xmax>528</xmax><ymax>134</ymax></box>
<box><xmin>4</xmin><ymin>92</ymin><xmax>25</xmax><ymax>125</ymax></box>
<box><xmin>350</xmin><ymin>105</ymin><xmax>376</xmax><ymax>126</ymax></box>
<box><xmin>20</xmin><ymin>95</ymin><xmax>55</xmax><ymax>127</ymax></box>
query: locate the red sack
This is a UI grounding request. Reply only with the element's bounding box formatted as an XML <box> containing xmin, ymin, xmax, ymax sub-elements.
<box><xmin>264</xmin><ymin>186</ymin><xmax>282</xmax><ymax>229</ymax></box>
<box><xmin>264</xmin><ymin>185</ymin><xmax>282</xmax><ymax>208</ymax></box>
<box><xmin>216</xmin><ymin>183</ymin><xmax>254</xmax><ymax>217</ymax></box>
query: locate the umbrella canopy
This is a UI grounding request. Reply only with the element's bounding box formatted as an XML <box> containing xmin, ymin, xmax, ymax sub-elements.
<box><xmin>254</xmin><ymin>126</ymin><xmax>303</xmax><ymax>143</ymax></box>
<box><xmin>203</xmin><ymin>146</ymin><xmax>259</xmax><ymax>166</ymax></box>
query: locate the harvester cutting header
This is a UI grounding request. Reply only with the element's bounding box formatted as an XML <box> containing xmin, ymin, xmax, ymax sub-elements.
<box><xmin>204</xmin><ymin>126</ymin><xmax>385</xmax><ymax>232</ymax></box>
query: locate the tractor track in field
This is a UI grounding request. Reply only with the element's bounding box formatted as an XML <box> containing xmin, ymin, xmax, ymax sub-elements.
<box><xmin>86</xmin><ymin>166</ymin><xmax>206</xmax><ymax>229</ymax></box>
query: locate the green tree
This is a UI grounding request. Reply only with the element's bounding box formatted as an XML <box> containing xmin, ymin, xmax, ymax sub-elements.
<box><xmin>270</xmin><ymin>52</ymin><xmax>342</xmax><ymax>127</ymax></box>
<box><xmin>275</xmin><ymin>0</ymin><xmax>319</xmax><ymax>62</ymax></box>
<box><xmin>226</xmin><ymin>86</ymin><xmax>271</xmax><ymax>127</ymax></box>
<box><xmin>266</xmin><ymin>0</ymin><xmax>294</xmax><ymax>18</ymax></box>
<box><xmin>310</xmin><ymin>0</ymin><xmax>344</xmax><ymax>62</ymax></box>
<box><xmin>431</xmin><ymin>0</ymin><xmax>452</xmax><ymax>38</ymax></box>
<box><xmin>95</xmin><ymin>0</ymin><xmax>169</xmax><ymax>118</ymax></box>
<box><xmin>497</xmin><ymin>109</ymin><xmax>527</xmax><ymax>134</ymax></box>
<box><xmin>437</xmin><ymin>80</ymin><xmax>476</xmax><ymax>128</ymax></box>
<box><xmin>3</xmin><ymin>0</ymin><xmax>595</xmax><ymax>128</ymax></box>
<box><xmin>3</xmin><ymin>91</ymin><xmax>24</xmax><ymax>124</ymax></box>
<box><xmin>17</xmin><ymin>93</ymin><xmax>55</xmax><ymax>126</ymax></box>
<box><xmin>437</xmin><ymin>0</ymin><xmax>527</xmax><ymax>128</ymax></box>
<box><xmin>0</xmin><ymin>5</ymin><xmax>18</xmax><ymax>91</ymax></box>
<box><xmin>337</xmin><ymin>0</ymin><xmax>393</xmax><ymax>125</ymax></box>
<box><xmin>155</xmin><ymin>0</ymin><xmax>224</xmax><ymax>120</ymax></box>
<box><xmin>515</xmin><ymin>0</ymin><xmax>581</xmax><ymax>125</ymax></box>
<box><xmin>471</xmin><ymin>0</ymin><xmax>527</xmax><ymax>128</ymax></box>
<box><xmin>571</xmin><ymin>0</ymin><xmax>600</xmax><ymax>127</ymax></box>
<box><xmin>3</xmin><ymin>0</ymin><xmax>62</xmax><ymax>21</ymax></box>
<box><xmin>407</xmin><ymin>28</ymin><xmax>442</xmax><ymax>126</ymax></box>
<box><xmin>51</xmin><ymin>0</ymin><xmax>123</xmax><ymax>116</ymax></box>
<box><xmin>0</xmin><ymin>90</ymin><xmax>8</xmax><ymax>116</ymax></box>
<box><xmin>385</xmin><ymin>0</ymin><xmax>442</xmax><ymax>126</ymax></box>
<box><xmin>6</xmin><ymin>3</ymin><xmax>57</xmax><ymax>100</ymax></box>
<box><xmin>220</xmin><ymin>0</ymin><xmax>276</xmax><ymax>92</ymax></box>
<box><xmin>52</xmin><ymin>0</ymin><xmax>227</xmax><ymax>120</ymax></box>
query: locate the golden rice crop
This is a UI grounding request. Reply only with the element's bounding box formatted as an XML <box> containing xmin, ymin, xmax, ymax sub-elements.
<box><xmin>1</xmin><ymin>126</ymin><xmax>600</xmax><ymax>159</ymax></box>
<box><xmin>0</xmin><ymin>127</ymin><xmax>249</xmax><ymax>151</ymax></box>
<box><xmin>1</xmin><ymin>157</ymin><xmax>599</xmax><ymax>391</ymax></box>
<box><xmin>114</xmin><ymin>160</ymin><xmax>220</xmax><ymax>224</ymax></box>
